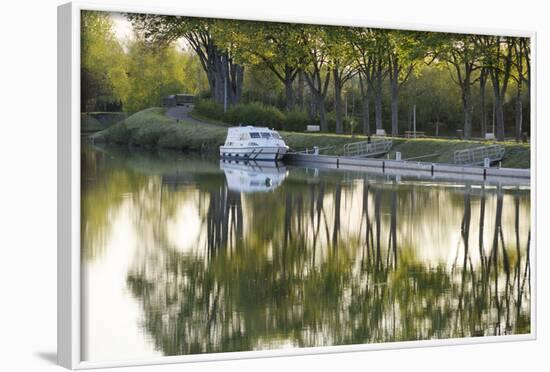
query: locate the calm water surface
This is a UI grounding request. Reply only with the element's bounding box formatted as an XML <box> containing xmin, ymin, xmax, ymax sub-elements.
<box><xmin>81</xmin><ymin>142</ymin><xmax>531</xmax><ymax>362</ymax></box>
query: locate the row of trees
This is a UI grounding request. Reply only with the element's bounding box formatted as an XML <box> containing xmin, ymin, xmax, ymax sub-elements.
<box><xmin>128</xmin><ymin>14</ymin><xmax>531</xmax><ymax>140</ymax></box>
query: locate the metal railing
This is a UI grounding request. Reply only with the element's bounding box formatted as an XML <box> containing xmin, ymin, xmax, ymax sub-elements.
<box><xmin>454</xmin><ymin>145</ymin><xmax>505</xmax><ymax>166</ymax></box>
<box><xmin>343</xmin><ymin>139</ymin><xmax>393</xmax><ymax>157</ymax></box>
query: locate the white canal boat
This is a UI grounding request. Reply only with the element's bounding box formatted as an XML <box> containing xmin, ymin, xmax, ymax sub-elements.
<box><xmin>220</xmin><ymin>126</ymin><xmax>289</xmax><ymax>161</ymax></box>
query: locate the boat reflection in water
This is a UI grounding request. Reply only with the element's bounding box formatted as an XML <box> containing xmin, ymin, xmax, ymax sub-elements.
<box><xmin>220</xmin><ymin>159</ymin><xmax>288</xmax><ymax>193</ymax></box>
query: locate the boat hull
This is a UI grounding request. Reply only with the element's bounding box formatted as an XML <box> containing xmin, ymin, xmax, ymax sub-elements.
<box><xmin>219</xmin><ymin>146</ymin><xmax>288</xmax><ymax>161</ymax></box>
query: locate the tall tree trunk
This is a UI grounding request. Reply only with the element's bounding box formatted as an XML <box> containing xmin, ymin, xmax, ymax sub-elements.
<box><xmin>493</xmin><ymin>92</ymin><xmax>505</xmax><ymax>141</ymax></box>
<box><xmin>374</xmin><ymin>60</ymin><xmax>383</xmax><ymax>131</ymax></box>
<box><xmin>359</xmin><ymin>74</ymin><xmax>371</xmax><ymax>135</ymax></box>
<box><xmin>304</xmin><ymin>67</ymin><xmax>331</xmax><ymax>132</ymax></box>
<box><xmin>390</xmin><ymin>61</ymin><xmax>399</xmax><ymax>136</ymax></box>
<box><xmin>333</xmin><ymin>66</ymin><xmax>344</xmax><ymax>134</ymax></box>
<box><xmin>207</xmin><ymin>51</ymin><xmax>244</xmax><ymax>106</ymax></box>
<box><xmin>284</xmin><ymin>65</ymin><xmax>295</xmax><ymax>112</ymax></box>
<box><xmin>515</xmin><ymin>42</ymin><xmax>524</xmax><ymax>142</ymax></box>
<box><xmin>317</xmin><ymin>94</ymin><xmax>328</xmax><ymax>132</ymax></box>
<box><xmin>515</xmin><ymin>91</ymin><xmax>523</xmax><ymax>142</ymax></box>
<box><xmin>487</xmin><ymin>36</ymin><xmax>513</xmax><ymax>141</ymax></box>
<box><xmin>480</xmin><ymin>68</ymin><xmax>488</xmax><ymax>137</ymax></box>
<box><xmin>461</xmin><ymin>81</ymin><xmax>473</xmax><ymax>139</ymax></box>
<box><xmin>297</xmin><ymin>69</ymin><xmax>305</xmax><ymax>110</ymax></box>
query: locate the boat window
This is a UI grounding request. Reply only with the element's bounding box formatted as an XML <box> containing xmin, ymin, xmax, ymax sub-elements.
<box><xmin>250</xmin><ymin>132</ymin><xmax>260</xmax><ymax>138</ymax></box>
<box><xmin>261</xmin><ymin>132</ymin><xmax>271</xmax><ymax>139</ymax></box>
<box><xmin>271</xmin><ymin>132</ymin><xmax>281</xmax><ymax>139</ymax></box>
<box><xmin>248</xmin><ymin>142</ymin><xmax>259</xmax><ymax>146</ymax></box>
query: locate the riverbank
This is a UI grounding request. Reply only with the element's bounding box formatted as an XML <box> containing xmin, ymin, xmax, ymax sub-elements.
<box><xmin>81</xmin><ymin>112</ymin><xmax>127</xmax><ymax>132</ymax></box>
<box><xmin>91</xmin><ymin>107</ymin><xmax>531</xmax><ymax>169</ymax></box>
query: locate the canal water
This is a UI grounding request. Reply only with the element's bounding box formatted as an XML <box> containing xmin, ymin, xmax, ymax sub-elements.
<box><xmin>81</xmin><ymin>142</ymin><xmax>531</xmax><ymax>362</ymax></box>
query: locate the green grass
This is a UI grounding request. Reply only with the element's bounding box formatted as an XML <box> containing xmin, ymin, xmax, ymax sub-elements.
<box><xmin>92</xmin><ymin>107</ymin><xmax>227</xmax><ymax>152</ymax></box>
<box><xmin>81</xmin><ymin>112</ymin><xmax>126</xmax><ymax>132</ymax></box>
<box><xmin>188</xmin><ymin>110</ymin><xmax>231</xmax><ymax>127</ymax></box>
<box><xmin>387</xmin><ymin>137</ymin><xmax>530</xmax><ymax>168</ymax></box>
<box><xmin>81</xmin><ymin>114</ymin><xmax>103</xmax><ymax>132</ymax></box>
<box><xmin>92</xmin><ymin>107</ymin><xmax>530</xmax><ymax>169</ymax></box>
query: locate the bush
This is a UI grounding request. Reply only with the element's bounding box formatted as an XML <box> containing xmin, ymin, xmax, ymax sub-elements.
<box><xmin>195</xmin><ymin>99</ymin><xmax>225</xmax><ymax>121</ymax></box>
<box><xmin>195</xmin><ymin>99</ymin><xmax>285</xmax><ymax>129</ymax></box>
<box><xmin>195</xmin><ymin>99</ymin><xmax>360</xmax><ymax>134</ymax></box>
<box><xmin>283</xmin><ymin>109</ymin><xmax>310</xmax><ymax>132</ymax></box>
<box><xmin>226</xmin><ymin>102</ymin><xmax>285</xmax><ymax>129</ymax></box>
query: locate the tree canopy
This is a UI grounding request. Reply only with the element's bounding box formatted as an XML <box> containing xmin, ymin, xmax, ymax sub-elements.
<box><xmin>81</xmin><ymin>10</ymin><xmax>531</xmax><ymax>140</ymax></box>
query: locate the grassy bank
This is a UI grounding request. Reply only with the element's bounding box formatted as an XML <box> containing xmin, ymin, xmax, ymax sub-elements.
<box><xmin>81</xmin><ymin>112</ymin><xmax>127</xmax><ymax>132</ymax></box>
<box><xmin>92</xmin><ymin>107</ymin><xmax>530</xmax><ymax>169</ymax></box>
<box><xmin>92</xmin><ymin>108</ymin><xmax>227</xmax><ymax>151</ymax></box>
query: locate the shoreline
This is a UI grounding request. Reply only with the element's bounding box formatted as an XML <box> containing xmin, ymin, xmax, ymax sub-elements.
<box><xmin>90</xmin><ymin>107</ymin><xmax>531</xmax><ymax>169</ymax></box>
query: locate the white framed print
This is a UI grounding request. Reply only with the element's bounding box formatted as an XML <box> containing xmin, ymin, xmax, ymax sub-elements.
<box><xmin>58</xmin><ymin>1</ymin><xmax>536</xmax><ymax>369</ymax></box>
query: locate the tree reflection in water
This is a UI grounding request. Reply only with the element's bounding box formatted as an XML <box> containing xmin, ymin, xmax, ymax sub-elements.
<box><xmin>121</xmin><ymin>174</ymin><xmax>530</xmax><ymax>355</ymax></box>
<box><xmin>81</xmin><ymin>144</ymin><xmax>531</xmax><ymax>356</ymax></box>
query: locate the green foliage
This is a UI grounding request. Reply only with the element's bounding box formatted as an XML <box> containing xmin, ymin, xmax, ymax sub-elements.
<box><xmin>226</xmin><ymin>102</ymin><xmax>286</xmax><ymax>129</ymax></box>
<box><xmin>83</xmin><ymin>11</ymin><xmax>531</xmax><ymax>139</ymax></box>
<box><xmin>93</xmin><ymin>108</ymin><xmax>227</xmax><ymax>151</ymax></box>
<box><xmin>81</xmin><ymin>114</ymin><xmax>103</xmax><ymax>132</ymax></box>
<box><xmin>194</xmin><ymin>99</ymin><xmax>225</xmax><ymax>121</ymax></box>
<box><xmin>121</xmin><ymin>41</ymin><xmax>183</xmax><ymax>113</ymax></box>
<box><xmin>195</xmin><ymin>99</ymin><xmax>286</xmax><ymax>129</ymax></box>
<box><xmin>81</xmin><ymin>11</ymin><xmax>127</xmax><ymax>111</ymax></box>
<box><xmin>284</xmin><ymin>109</ymin><xmax>310</xmax><ymax>132</ymax></box>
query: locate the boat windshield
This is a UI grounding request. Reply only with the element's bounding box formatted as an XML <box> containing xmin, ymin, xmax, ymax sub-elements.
<box><xmin>260</xmin><ymin>133</ymin><xmax>271</xmax><ymax>139</ymax></box>
<box><xmin>250</xmin><ymin>132</ymin><xmax>261</xmax><ymax>138</ymax></box>
<box><xmin>271</xmin><ymin>132</ymin><xmax>281</xmax><ymax>139</ymax></box>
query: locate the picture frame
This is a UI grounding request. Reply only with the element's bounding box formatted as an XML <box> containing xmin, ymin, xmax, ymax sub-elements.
<box><xmin>58</xmin><ymin>1</ymin><xmax>537</xmax><ymax>369</ymax></box>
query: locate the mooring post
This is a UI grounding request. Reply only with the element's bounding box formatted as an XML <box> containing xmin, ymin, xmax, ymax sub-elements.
<box><xmin>396</xmin><ymin>151</ymin><xmax>401</xmax><ymax>161</ymax></box>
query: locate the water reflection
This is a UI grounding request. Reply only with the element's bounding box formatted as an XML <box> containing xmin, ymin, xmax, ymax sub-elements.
<box><xmin>81</xmin><ymin>143</ymin><xmax>531</xmax><ymax>361</ymax></box>
<box><xmin>221</xmin><ymin>160</ymin><xmax>289</xmax><ymax>193</ymax></box>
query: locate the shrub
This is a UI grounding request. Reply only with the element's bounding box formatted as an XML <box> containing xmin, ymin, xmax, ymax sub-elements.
<box><xmin>195</xmin><ymin>99</ymin><xmax>225</xmax><ymax>121</ymax></box>
<box><xmin>195</xmin><ymin>99</ymin><xmax>285</xmax><ymax>129</ymax></box>
<box><xmin>226</xmin><ymin>102</ymin><xmax>285</xmax><ymax>129</ymax></box>
<box><xmin>283</xmin><ymin>109</ymin><xmax>310</xmax><ymax>132</ymax></box>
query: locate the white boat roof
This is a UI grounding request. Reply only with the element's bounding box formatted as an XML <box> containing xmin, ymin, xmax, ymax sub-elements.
<box><xmin>227</xmin><ymin>125</ymin><xmax>278</xmax><ymax>133</ymax></box>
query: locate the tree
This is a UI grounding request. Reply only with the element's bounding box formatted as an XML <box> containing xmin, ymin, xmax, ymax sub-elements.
<box><xmin>128</xmin><ymin>15</ymin><xmax>245</xmax><ymax>106</ymax></box>
<box><xmin>435</xmin><ymin>34</ymin><xmax>483</xmax><ymax>139</ymax></box>
<box><xmin>512</xmin><ymin>38</ymin><xmax>530</xmax><ymax>141</ymax></box>
<box><xmin>81</xmin><ymin>11</ymin><xmax>127</xmax><ymax>112</ymax></box>
<box><xmin>325</xmin><ymin>27</ymin><xmax>357</xmax><ymax>134</ymax></box>
<box><xmin>122</xmin><ymin>39</ymin><xmax>187</xmax><ymax>113</ymax></box>
<box><xmin>216</xmin><ymin>22</ymin><xmax>306</xmax><ymax>112</ymax></box>
<box><xmin>386</xmin><ymin>31</ymin><xmax>425</xmax><ymax>136</ymax></box>
<box><xmin>298</xmin><ymin>26</ymin><xmax>332</xmax><ymax>132</ymax></box>
<box><xmin>479</xmin><ymin>66</ymin><xmax>489</xmax><ymax>137</ymax></box>
<box><xmin>349</xmin><ymin>28</ymin><xmax>387</xmax><ymax>134</ymax></box>
<box><xmin>477</xmin><ymin>35</ymin><xmax>515</xmax><ymax>141</ymax></box>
